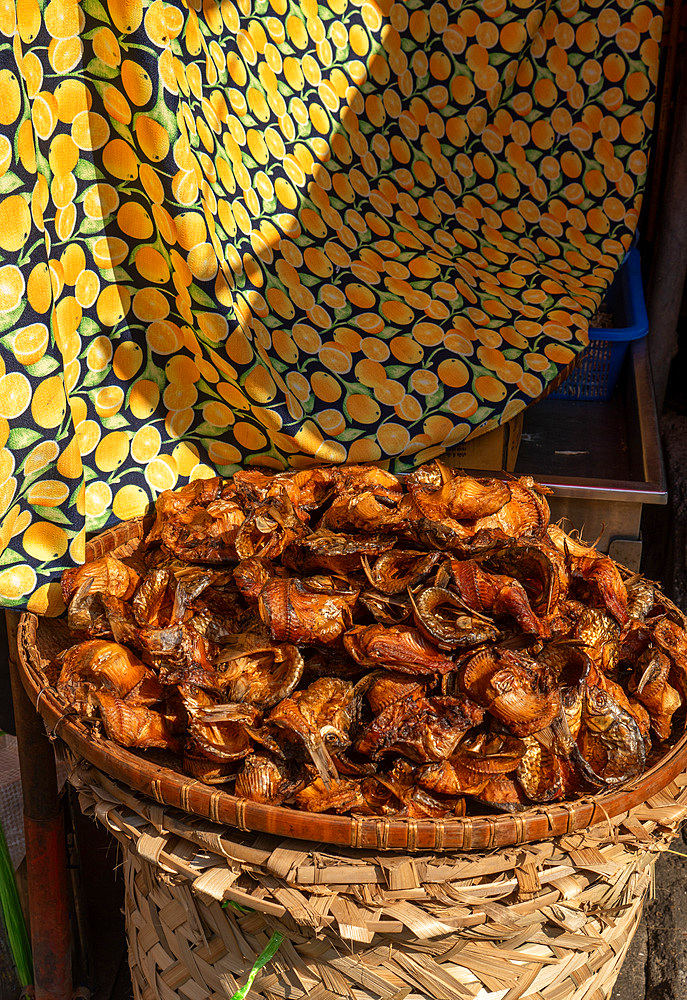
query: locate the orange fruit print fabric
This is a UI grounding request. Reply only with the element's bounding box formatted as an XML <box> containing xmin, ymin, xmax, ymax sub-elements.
<box><xmin>0</xmin><ymin>0</ymin><xmax>662</xmax><ymax>611</ymax></box>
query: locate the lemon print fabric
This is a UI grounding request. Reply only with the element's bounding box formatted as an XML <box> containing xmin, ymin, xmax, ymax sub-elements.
<box><xmin>0</xmin><ymin>0</ymin><xmax>662</xmax><ymax>610</ymax></box>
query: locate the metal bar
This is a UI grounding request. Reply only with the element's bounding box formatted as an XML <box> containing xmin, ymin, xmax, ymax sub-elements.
<box><xmin>464</xmin><ymin>467</ymin><xmax>666</xmax><ymax>503</ymax></box>
<box><xmin>526</xmin><ymin>479</ymin><xmax>667</xmax><ymax>504</ymax></box>
<box><xmin>6</xmin><ymin>610</ymin><xmax>72</xmax><ymax>1000</ymax></box>
<box><xmin>647</xmin><ymin>54</ymin><xmax>687</xmax><ymax>411</ymax></box>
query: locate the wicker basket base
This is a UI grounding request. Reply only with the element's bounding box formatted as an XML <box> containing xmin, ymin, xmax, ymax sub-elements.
<box><xmin>68</xmin><ymin>758</ymin><xmax>687</xmax><ymax>1000</ymax></box>
<box><xmin>123</xmin><ymin>852</ymin><xmax>645</xmax><ymax>1000</ymax></box>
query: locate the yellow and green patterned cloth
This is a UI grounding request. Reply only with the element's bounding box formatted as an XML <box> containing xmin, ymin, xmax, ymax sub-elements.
<box><xmin>0</xmin><ymin>0</ymin><xmax>662</xmax><ymax>610</ymax></box>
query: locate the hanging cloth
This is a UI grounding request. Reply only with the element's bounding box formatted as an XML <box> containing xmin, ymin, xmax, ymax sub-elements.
<box><xmin>0</xmin><ymin>0</ymin><xmax>662</xmax><ymax>611</ymax></box>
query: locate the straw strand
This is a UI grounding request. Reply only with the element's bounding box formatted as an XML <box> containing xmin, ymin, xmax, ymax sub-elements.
<box><xmin>66</xmin><ymin>756</ymin><xmax>687</xmax><ymax>1000</ymax></box>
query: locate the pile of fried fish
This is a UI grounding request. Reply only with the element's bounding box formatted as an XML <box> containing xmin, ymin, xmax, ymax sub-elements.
<box><xmin>55</xmin><ymin>462</ymin><xmax>687</xmax><ymax>817</ymax></box>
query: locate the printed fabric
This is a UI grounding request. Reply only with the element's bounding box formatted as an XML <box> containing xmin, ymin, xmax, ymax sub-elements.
<box><xmin>0</xmin><ymin>0</ymin><xmax>662</xmax><ymax>610</ymax></box>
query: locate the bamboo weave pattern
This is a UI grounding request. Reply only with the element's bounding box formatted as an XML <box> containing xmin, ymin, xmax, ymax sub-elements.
<box><xmin>71</xmin><ymin>758</ymin><xmax>687</xmax><ymax>1000</ymax></box>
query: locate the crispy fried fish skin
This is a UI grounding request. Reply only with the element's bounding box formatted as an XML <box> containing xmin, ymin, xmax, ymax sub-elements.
<box><xmin>362</xmin><ymin>550</ymin><xmax>441</xmax><ymax>595</ymax></box>
<box><xmin>408</xmin><ymin>473</ymin><xmax>512</xmax><ymax>522</ymax></box>
<box><xmin>58</xmin><ymin>640</ymin><xmax>162</xmax><ymax>706</ymax></box>
<box><xmin>92</xmin><ymin>691</ymin><xmax>177</xmax><ymax>750</ymax></box>
<box><xmin>462</xmin><ymin>649</ymin><xmax>560</xmax><ymax>737</ymax></box>
<box><xmin>629</xmin><ymin>649</ymin><xmax>682</xmax><ymax>741</ymax></box>
<box><xmin>516</xmin><ymin>737</ymin><xmax>564</xmax><ymax>803</ymax></box>
<box><xmin>283</xmin><ymin>530</ymin><xmax>396</xmax><ymax>576</ymax></box>
<box><xmin>235</xmin><ymin>752</ymin><xmax>301</xmax><ymax>805</ymax></box>
<box><xmin>259</xmin><ymin>577</ymin><xmax>358</xmax><ymax>646</ymax></box>
<box><xmin>451</xmin><ymin>558</ymin><xmax>546</xmax><ymax>635</ymax></box>
<box><xmin>577</xmin><ymin>685</ymin><xmax>646</xmax><ymax>785</ymax></box>
<box><xmin>411</xmin><ymin>586</ymin><xmax>500</xmax><ymax>649</ymax></box>
<box><xmin>354</xmin><ymin>694</ymin><xmax>484</xmax><ymax>762</ymax></box>
<box><xmin>296</xmin><ymin>776</ymin><xmax>366</xmax><ymax>814</ymax></box>
<box><xmin>344</xmin><ymin>624</ymin><xmax>457</xmax><ymax>675</ymax></box>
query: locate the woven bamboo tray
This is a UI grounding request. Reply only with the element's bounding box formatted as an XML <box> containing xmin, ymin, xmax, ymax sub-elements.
<box><xmin>16</xmin><ymin>519</ymin><xmax>687</xmax><ymax>852</ymax></box>
<box><xmin>69</xmin><ymin>753</ymin><xmax>687</xmax><ymax>1000</ymax></box>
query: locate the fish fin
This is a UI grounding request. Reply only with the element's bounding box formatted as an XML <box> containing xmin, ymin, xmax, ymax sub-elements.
<box><xmin>360</xmin><ymin>555</ymin><xmax>378</xmax><ymax>589</ymax></box>
<box><xmin>533</xmin><ymin>725</ymin><xmax>555</xmax><ymax>750</ymax></box>
<box><xmin>550</xmin><ymin>711</ymin><xmax>574</xmax><ymax>756</ymax></box>
<box><xmin>303</xmin><ymin>733</ymin><xmax>339</xmax><ymax>788</ymax></box>
<box><xmin>636</xmin><ymin>661</ymin><xmax>656</xmax><ymax>695</ymax></box>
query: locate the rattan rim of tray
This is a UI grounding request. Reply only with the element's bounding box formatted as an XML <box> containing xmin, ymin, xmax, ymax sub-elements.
<box><xmin>17</xmin><ymin>517</ymin><xmax>687</xmax><ymax>852</ymax></box>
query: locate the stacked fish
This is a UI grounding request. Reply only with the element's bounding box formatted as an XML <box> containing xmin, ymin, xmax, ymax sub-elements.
<box><xmin>55</xmin><ymin>462</ymin><xmax>687</xmax><ymax>816</ymax></box>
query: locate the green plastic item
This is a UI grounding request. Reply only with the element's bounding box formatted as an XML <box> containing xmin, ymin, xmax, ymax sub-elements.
<box><xmin>229</xmin><ymin>931</ymin><xmax>283</xmax><ymax>1000</ymax></box>
<box><xmin>221</xmin><ymin>901</ymin><xmax>283</xmax><ymax>1000</ymax></box>
<box><xmin>0</xmin><ymin>820</ymin><xmax>32</xmax><ymax>987</ymax></box>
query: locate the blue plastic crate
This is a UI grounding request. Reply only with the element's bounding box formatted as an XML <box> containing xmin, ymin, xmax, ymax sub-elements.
<box><xmin>550</xmin><ymin>249</ymin><xmax>648</xmax><ymax>401</ymax></box>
